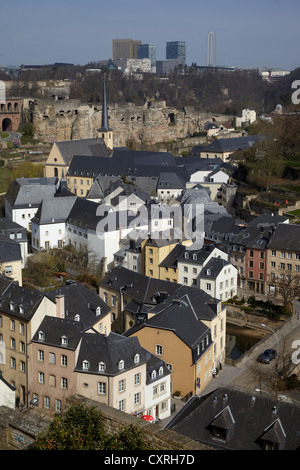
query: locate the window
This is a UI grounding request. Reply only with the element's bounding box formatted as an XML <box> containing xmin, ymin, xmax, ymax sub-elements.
<box><xmin>151</xmin><ymin>370</ymin><xmax>156</xmax><ymax>379</ymax></box>
<box><xmin>56</xmin><ymin>400</ymin><xmax>62</xmax><ymax>412</ymax></box>
<box><xmin>61</xmin><ymin>355</ymin><xmax>67</xmax><ymax>367</ymax></box>
<box><xmin>38</xmin><ymin>350</ymin><xmax>44</xmax><ymax>361</ymax></box>
<box><xmin>159</xmin><ymin>366</ymin><xmax>163</xmax><ymax>376</ymax></box>
<box><xmin>111</xmin><ymin>295</ymin><xmax>116</xmax><ymax>307</ymax></box>
<box><xmin>5</xmin><ymin>266</ymin><xmax>12</xmax><ymax>275</ymax></box>
<box><xmin>119</xmin><ymin>379</ymin><xmax>125</xmax><ymax>392</ymax></box>
<box><xmin>44</xmin><ymin>397</ymin><xmax>50</xmax><ymax>409</ymax></box>
<box><xmin>82</xmin><ymin>360</ymin><xmax>90</xmax><ymax>370</ymax></box>
<box><xmin>10</xmin><ymin>320</ymin><xmax>15</xmax><ymax>331</ymax></box>
<box><xmin>98</xmin><ymin>382</ymin><xmax>106</xmax><ymax>394</ymax></box>
<box><xmin>134</xmin><ymin>354</ymin><xmax>140</xmax><ymax>364</ymax></box>
<box><xmin>49</xmin><ymin>375</ymin><xmax>56</xmax><ymax>387</ymax></box>
<box><xmin>206</xmin><ymin>283</ymin><xmax>211</xmax><ymax>291</ymax></box>
<box><xmin>38</xmin><ymin>372</ymin><xmax>45</xmax><ymax>384</ymax></box>
<box><xmin>61</xmin><ymin>378</ymin><xmax>68</xmax><ymax>389</ymax></box>
<box><xmin>103</xmin><ymin>292</ymin><xmax>108</xmax><ymax>303</ymax></box>
<box><xmin>98</xmin><ymin>362</ymin><xmax>106</xmax><ymax>372</ymax></box>
<box><xmin>49</xmin><ymin>352</ymin><xmax>56</xmax><ymax>364</ymax></box>
<box><xmin>134</xmin><ymin>392</ymin><xmax>140</xmax><ymax>405</ymax></box>
<box><xmin>118</xmin><ymin>359</ymin><xmax>124</xmax><ymax>370</ymax></box>
<box><xmin>134</xmin><ymin>373</ymin><xmax>140</xmax><ymax>385</ymax></box>
<box><xmin>61</xmin><ymin>335</ymin><xmax>68</xmax><ymax>346</ymax></box>
<box><xmin>119</xmin><ymin>399</ymin><xmax>125</xmax><ymax>411</ymax></box>
<box><xmin>156</xmin><ymin>345</ymin><xmax>163</xmax><ymax>355</ymax></box>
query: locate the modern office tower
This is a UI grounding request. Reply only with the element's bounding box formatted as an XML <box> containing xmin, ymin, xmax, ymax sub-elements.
<box><xmin>206</xmin><ymin>32</ymin><xmax>216</xmax><ymax>67</ymax></box>
<box><xmin>166</xmin><ymin>41</ymin><xmax>186</xmax><ymax>66</ymax></box>
<box><xmin>138</xmin><ymin>44</ymin><xmax>157</xmax><ymax>67</ymax></box>
<box><xmin>112</xmin><ymin>39</ymin><xmax>141</xmax><ymax>60</ymax></box>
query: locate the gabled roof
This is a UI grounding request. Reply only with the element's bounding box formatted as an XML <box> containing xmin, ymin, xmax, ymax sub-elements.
<box><xmin>200</xmin><ymin>257</ymin><xmax>231</xmax><ymax>279</ymax></box>
<box><xmin>166</xmin><ymin>387</ymin><xmax>299</xmax><ymax>450</ymax></box>
<box><xmin>31</xmin><ymin>316</ymin><xmax>83</xmax><ymax>350</ymax></box>
<box><xmin>0</xmin><ymin>235</ymin><xmax>22</xmax><ymax>262</ymax></box>
<box><xmin>268</xmin><ymin>223</ymin><xmax>300</xmax><ymax>252</ymax></box>
<box><xmin>194</xmin><ymin>135</ymin><xmax>266</xmax><ymax>155</ymax></box>
<box><xmin>32</xmin><ymin>195</ymin><xmax>77</xmax><ymax>225</ymax></box>
<box><xmin>55</xmin><ymin>138</ymin><xmax>110</xmax><ymax>164</ymax></box>
<box><xmin>5</xmin><ymin>177</ymin><xmax>58</xmax><ymax>208</ymax></box>
<box><xmin>125</xmin><ymin>293</ymin><xmax>212</xmax><ymax>361</ymax></box>
<box><xmin>45</xmin><ymin>282</ymin><xmax>110</xmax><ymax>329</ymax></box>
<box><xmin>0</xmin><ymin>277</ymin><xmax>44</xmax><ymax>321</ymax></box>
<box><xmin>74</xmin><ymin>332</ymin><xmax>146</xmax><ymax>376</ymax></box>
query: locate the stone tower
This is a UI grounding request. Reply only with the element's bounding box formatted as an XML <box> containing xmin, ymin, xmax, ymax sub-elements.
<box><xmin>97</xmin><ymin>76</ymin><xmax>113</xmax><ymax>151</ymax></box>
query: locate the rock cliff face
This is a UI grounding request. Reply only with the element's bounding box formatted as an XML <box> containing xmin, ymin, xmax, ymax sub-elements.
<box><xmin>28</xmin><ymin>98</ymin><xmax>213</xmax><ymax>146</ymax></box>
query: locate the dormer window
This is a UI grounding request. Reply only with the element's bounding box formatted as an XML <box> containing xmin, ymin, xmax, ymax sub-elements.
<box><xmin>185</xmin><ymin>252</ymin><xmax>189</xmax><ymax>259</ymax></box>
<box><xmin>98</xmin><ymin>362</ymin><xmax>106</xmax><ymax>372</ymax></box>
<box><xmin>75</xmin><ymin>314</ymin><xmax>80</xmax><ymax>322</ymax></box>
<box><xmin>19</xmin><ymin>305</ymin><xmax>24</xmax><ymax>314</ymax></box>
<box><xmin>38</xmin><ymin>331</ymin><xmax>45</xmax><ymax>341</ymax></box>
<box><xmin>96</xmin><ymin>306</ymin><xmax>101</xmax><ymax>316</ymax></box>
<box><xmin>118</xmin><ymin>360</ymin><xmax>124</xmax><ymax>370</ymax></box>
<box><xmin>193</xmin><ymin>254</ymin><xmax>197</xmax><ymax>260</ymax></box>
<box><xmin>82</xmin><ymin>360</ymin><xmax>90</xmax><ymax>370</ymax></box>
<box><xmin>134</xmin><ymin>353</ymin><xmax>140</xmax><ymax>364</ymax></box>
<box><xmin>9</xmin><ymin>302</ymin><xmax>14</xmax><ymax>311</ymax></box>
<box><xmin>151</xmin><ymin>370</ymin><xmax>156</xmax><ymax>379</ymax></box>
<box><xmin>159</xmin><ymin>366</ymin><xmax>163</xmax><ymax>376</ymax></box>
<box><xmin>61</xmin><ymin>335</ymin><xmax>68</xmax><ymax>346</ymax></box>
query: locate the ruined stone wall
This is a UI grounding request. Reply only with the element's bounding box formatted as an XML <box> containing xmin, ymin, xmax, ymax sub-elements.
<box><xmin>28</xmin><ymin>98</ymin><xmax>213</xmax><ymax>146</ymax></box>
<box><xmin>0</xmin><ymin>395</ymin><xmax>213</xmax><ymax>450</ymax></box>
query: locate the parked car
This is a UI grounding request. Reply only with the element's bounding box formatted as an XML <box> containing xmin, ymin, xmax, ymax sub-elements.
<box><xmin>257</xmin><ymin>349</ymin><xmax>277</xmax><ymax>364</ymax></box>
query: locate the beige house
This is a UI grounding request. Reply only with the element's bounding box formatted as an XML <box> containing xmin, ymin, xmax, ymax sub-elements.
<box><xmin>0</xmin><ymin>277</ymin><xmax>56</xmax><ymax>407</ymax></box>
<box><xmin>44</xmin><ymin>138</ymin><xmax>110</xmax><ymax>180</ymax></box>
<box><xmin>126</xmin><ymin>293</ymin><xmax>215</xmax><ymax>397</ymax></box>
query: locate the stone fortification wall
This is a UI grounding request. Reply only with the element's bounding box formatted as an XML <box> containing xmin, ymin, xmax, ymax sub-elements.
<box><xmin>0</xmin><ymin>395</ymin><xmax>213</xmax><ymax>450</ymax></box>
<box><xmin>28</xmin><ymin>98</ymin><xmax>213</xmax><ymax>146</ymax></box>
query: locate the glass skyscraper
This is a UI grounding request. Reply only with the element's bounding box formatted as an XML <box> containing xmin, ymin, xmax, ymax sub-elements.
<box><xmin>166</xmin><ymin>41</ymin><xmax>186</xmax><ymax>66</ymax></box>
<box><xmin>138</xmin><ymin>44</ymin><xmax>157</xmax><ymax>67</ymax></box>
<box><xmin>206</xmin><ymin>32</ymin><xmax>216</xmax><ymax>67</ymax></box>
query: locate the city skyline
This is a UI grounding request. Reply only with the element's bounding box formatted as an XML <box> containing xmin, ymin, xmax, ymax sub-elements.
<box><xmin>0</xmin><ymin>0</ymin><xmax>299</xmax><ymax>71</ymax></box>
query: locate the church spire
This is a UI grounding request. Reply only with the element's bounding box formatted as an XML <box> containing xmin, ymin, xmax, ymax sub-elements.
<box><xmin>97</xmin><ymin>75</ymin><xmax>113</xmax><ymax>151</ymax></box>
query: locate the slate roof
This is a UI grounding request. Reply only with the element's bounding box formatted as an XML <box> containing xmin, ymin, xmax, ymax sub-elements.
<box><xmin>45</xmin><ymin>282</ymin><xmax>110</xmax><ymax>329</ymax></box>
<box><xmin>31</xmin><ymin>315</ymin><xmax>83</xmax><ymax>350</ymax></box>
<box><xmin>100</xmin><ymin>266</ymin><xmax>179</xmax><ymax>305</ymax></box>
<box><xmin>55</xmin><ymin>138</ymin><xmax>110</xmax><ymax>164</ymax></box>
<box><xmin>125</xmin><ymin>293</ymin><xmax>212</xmax><ymax>363</ymax></box>
<box><xmin>0</xmin><ymin>277</ymin><xmax>44</xmax><ymax>321</ymax></box>
<box><xmin>32</xmin><ymin>195</ymin><xmax>77</xmax><ymax>225</ymax></box>
<box><xmin>0</xmin><ymin>235</ymin><xmax>22</xmax><ymax>263</ymax></box>
<box><xmin>193</xmin><ymin>135</ymin><xmax>266</xmax><ymax>155</ymax></box>
<box><xmin>74</xmin><ymin>332</ymin><xmax>147</xmax><ymax>376</ymax></box>
<box><xmin>200</xmin><ymin>257</ymin><xmax>231</xmax><ymax>279</ymax></box>
<box><xmin>157</xmin><ymin>171</ymin><xmax>186</xmax><ymax>190</ymax></box>
<box><xmin>166</xmin><ymin>386</ymin><xmax>300</xmax><ymax>450</ymax></box>
<box><xmin>5</xmin><ymin>177</ymin><xmax>58</xmax><ymax>208</ymax></box>
<box><xmin>66</xmin><ymin>197</ymin><xmax>137</xmax><ymax>232</ymax></box>
<box><xmin>267</xmin><ymin>223</ymin><xmax>300</xmax><ymax>252</ymax></box>
<box><xmin>0</xmin><ymin>218</ymin><xmax>27</xmax><ymax>241</ymax></box>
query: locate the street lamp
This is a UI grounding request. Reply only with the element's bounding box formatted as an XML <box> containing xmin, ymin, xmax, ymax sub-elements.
<box><xmin>261</xmin><ymin>323</ymin><xmax>279</xmax><ymax>356</ymax></box>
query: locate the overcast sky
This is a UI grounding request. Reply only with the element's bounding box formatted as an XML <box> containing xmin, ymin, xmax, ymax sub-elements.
<box><xmin>0</xmin><ymin>0</ymin><xmax>299</xmax><ymax>70</ymax></box>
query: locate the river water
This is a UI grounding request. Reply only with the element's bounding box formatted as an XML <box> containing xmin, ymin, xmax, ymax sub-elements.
<box><xmin>226</xmin><ymin>323</ymin><xmax>266</xmax><ymax>360</ymax></box>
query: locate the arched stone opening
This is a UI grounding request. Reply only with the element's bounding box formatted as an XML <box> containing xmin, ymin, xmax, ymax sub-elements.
<box><xmin>2</xmin><ymin>118</ymin><xmax>12</xmax><ymax>131</ymax></box>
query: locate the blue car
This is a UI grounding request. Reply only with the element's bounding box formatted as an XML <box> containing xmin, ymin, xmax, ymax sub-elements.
<box><xmin>257</xmin><ymin>349</ymin><xmax>277</xmax><ymax>364</ymax></box>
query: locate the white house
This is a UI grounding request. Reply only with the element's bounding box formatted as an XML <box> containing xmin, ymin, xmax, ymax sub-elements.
<box><xmin>235</xmin><ymin>107</ymin><xmax>257</xmax><ymax>127</ymax></box>
<box><xmin>144</xmin><ymin>358</ymin><xmax>171</xmax><ymax>422</ymax></box>
<box><xmin>199</xmin><ymin>257</ymin><xmax>238</xmax><ymax>301</ymax></box>
<box><xmin>31</xmin><ymin>195</ymin><xmax>76</xmax><ymax>251</ymax></box>
<box><xmin>0</xmin><ymin>371</ymin><xmax>16</xmax><ymax>409</ymax></box>
<box><xmin>66</xmin><ymin>198</ymin><xmax>148</xmax><ymax>269</ymax></box>
<box><xmin>5</xmin><ymin>177</ymin><xmax>59</xmax><ymax>231</ymax></box>
<box><xmin>177</xmin><ymin>245</ymin><xmax>229</xmax><ymax>288</ymax></box>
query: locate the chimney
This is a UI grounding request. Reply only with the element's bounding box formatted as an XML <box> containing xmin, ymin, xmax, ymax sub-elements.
<box><xmin>55</xmin><ymin>294</ymin><xmax>65</xmax><ymax>319</ymax></box>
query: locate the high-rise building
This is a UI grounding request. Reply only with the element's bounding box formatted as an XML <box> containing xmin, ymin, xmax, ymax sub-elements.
<box><xmin>138</xmin><ymin>44</ymin><xmax>157</xmax><ymax>67</ymax></box>
<box><xmin>206</xmin><ymin>32</ymin><xmax>216</xmax><ymax>67</ymax></box>
<box><xmin>166</xmin><ymin>41</ymin><xmax>186</xmax><ymax>66</ymax></box>
<box><xmin>112</xmin><ymin>39</ymin><xmax>141</xmax><ymax>60</ymax></box>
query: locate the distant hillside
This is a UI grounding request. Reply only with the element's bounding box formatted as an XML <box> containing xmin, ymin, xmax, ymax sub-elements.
<box><xmin>5</xmin><ymin>64</ymin><xmax>300</xmax><ymax>116</ymax></box>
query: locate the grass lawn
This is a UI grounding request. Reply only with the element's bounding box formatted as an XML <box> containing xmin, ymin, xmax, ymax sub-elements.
<box><xmin>0</xmin><ymin>167</ymin><xmax>13</xmax><ymax>193</ymax></box>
